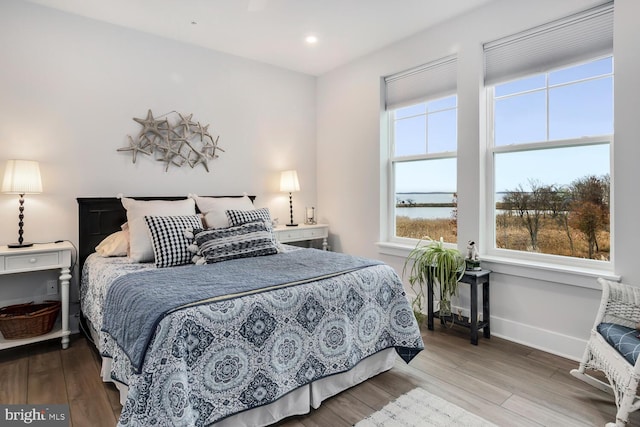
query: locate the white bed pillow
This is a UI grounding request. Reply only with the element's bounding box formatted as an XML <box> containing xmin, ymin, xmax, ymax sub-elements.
<box><xmin>95</xmin><ymin>230</ymin><xmax>129</xmax><ymax>257</ymax></box>
<box><xmin>190</xmin><ymin>194</ymin><xmax>254</xmax><ymax>229</ymax></box>
<box><xmin>121</xmin><ymin>197</ymin><xmax>196</xmax><ymax>262</ymax></box>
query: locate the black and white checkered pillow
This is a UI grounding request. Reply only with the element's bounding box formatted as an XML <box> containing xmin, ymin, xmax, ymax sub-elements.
<box><xmin>144</xmin><ymin>215</ymin><xmax>203</xmax><ymax>268</ymax></box>
<box><xmin>226</xmin><ymin>207</ymin><xmax>272</xmax><ymax>227</ymax></box>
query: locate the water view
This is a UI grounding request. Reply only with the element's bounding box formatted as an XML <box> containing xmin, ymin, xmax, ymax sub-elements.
<box><xmin>396</xmin><ymin>192</ymin><xmax>457</xmax><ymax>220</ymax></box>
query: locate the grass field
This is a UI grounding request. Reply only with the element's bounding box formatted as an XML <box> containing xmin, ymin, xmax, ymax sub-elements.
<box><xmin>396</xmin><ymin>214</ymin><xmax>610</xmax><ymax>260</ymax></box>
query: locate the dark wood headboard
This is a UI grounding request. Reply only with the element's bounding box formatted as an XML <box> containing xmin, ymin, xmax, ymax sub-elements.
<box><xmin>77</xmin><ymin>196</ymin><xmax>255</xmax><ymax>270</ymax></box>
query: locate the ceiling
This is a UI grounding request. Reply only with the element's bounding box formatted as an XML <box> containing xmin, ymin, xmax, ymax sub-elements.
<box><xmin>21</xmin><ymin>0</ymin><xmax>495</xmax><ymax>76</ymax></box>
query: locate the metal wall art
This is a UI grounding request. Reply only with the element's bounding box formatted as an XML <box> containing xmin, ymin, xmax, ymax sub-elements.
<box><xmin>118</xmin><ymin>110</ymin><xmax>224</xmax><ymax>172</ymax></box>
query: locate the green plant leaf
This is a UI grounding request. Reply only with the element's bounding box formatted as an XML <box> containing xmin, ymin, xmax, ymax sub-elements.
<box><xmin>402</xmin><ymin>237</ymin><xmax>465</xmax><ymax>314</ymax></box>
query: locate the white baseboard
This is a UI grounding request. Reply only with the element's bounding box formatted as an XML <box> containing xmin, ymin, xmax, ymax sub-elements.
<box><xmin>489</xmin><ymin>315</ymin><xmax>586</xmax><ymax>362</ymax></box>
<box><xmin>420</xmin><ymin>303</ymin><xmax>587</xmax><ymax>362</ymax></box>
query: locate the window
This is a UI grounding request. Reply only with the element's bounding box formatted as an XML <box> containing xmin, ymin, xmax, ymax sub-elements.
<box><xmin>390</xmin><ymin>96</ymin><xmax>458</xmax><ymax>242</ymax></box>
<box><xmin>486</xmin><ymin>4</ymin><xmax>613</xmax><ymax>262</ymax></box>
<box><xmin>384</xmin><ymin>56</ymin><xmax>458</xmax><ymax>243</ymax></box>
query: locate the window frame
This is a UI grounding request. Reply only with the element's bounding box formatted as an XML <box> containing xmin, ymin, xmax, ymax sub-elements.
<box><xmin>387</xmin><ymin>94</ymin><xmax>458</xmax><ymax>246</ymax></box>
<box><xmin>484</xmin><ymin>56</ymin><xmax>614</xmax><ymax>269</ymax></box>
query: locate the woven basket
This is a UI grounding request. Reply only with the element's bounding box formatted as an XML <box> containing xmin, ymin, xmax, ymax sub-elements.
<box><xmin>0</xmin><ymin>301</ymin><xmax>61</xmax><ymax>339</ymax></box>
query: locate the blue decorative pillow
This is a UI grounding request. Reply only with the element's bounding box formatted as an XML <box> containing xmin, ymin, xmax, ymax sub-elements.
<box><xmin>191</xmin><ymin>220</ymin><xmax>278</xmax><ymax>264</ymax></box>
<box><xmin>144</xmin><ymin>215</ymin><xmax>203</xmax><ymax>268</ymax></box>
<box><xmin>226</xmin><ymin>207</ymin><xmax>272</xmax><ymax>227</ymax></box>
<box><xmin>597</xmin><ymin>322</ymin><xmax>640</xmax><ymax>365</ymax></box>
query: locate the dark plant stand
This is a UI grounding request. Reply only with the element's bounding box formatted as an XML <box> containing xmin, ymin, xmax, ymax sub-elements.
<box><xmin>427</xmin><ymin>269</ymin><xmax>491</xmax><ymax>345</ymax></box>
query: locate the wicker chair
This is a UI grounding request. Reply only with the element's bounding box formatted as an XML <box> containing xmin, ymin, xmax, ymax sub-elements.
<box><xmin>571</xmin><ymin>278</ymin><xmax>640</xmax><ymax>426</ymax></box>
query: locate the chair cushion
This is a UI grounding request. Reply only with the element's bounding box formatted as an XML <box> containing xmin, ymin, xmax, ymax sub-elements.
<box><xmin>597</xmin><ymin>322</ymin><xmax>640</xmax><ymax>365</ymax></box>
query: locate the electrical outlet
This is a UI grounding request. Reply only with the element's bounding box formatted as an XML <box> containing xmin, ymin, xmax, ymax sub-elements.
<box><xmin>46</xmin><ymin>279</ymin><xmax>58</xmax><ymax>295</ymax></box>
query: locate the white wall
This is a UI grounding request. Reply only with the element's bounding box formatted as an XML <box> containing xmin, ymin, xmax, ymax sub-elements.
<box><xmin>3</xmin><ymin>0</ymin><xmax>638</xmax><ymax>360</ymax></box>
<box><xmin>0</xmin><ymin>1</ymin><xmax>316</xmax><ymax>308</ymax></box>
<box><xmin>317</xmin><ymin>0</ymin><xmax>640</xmax><ymax>360</ymax></box>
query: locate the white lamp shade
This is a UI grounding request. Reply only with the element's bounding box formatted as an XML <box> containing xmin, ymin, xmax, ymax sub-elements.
<box><xmin>280</xmin><ymin>170</ymin><xmax>300</xmax><ymax>193</ymax></box>
<box><xmin>2</xmin><ymin>160</ymin><xmax>43</xmax><ymax>194</ymax></box>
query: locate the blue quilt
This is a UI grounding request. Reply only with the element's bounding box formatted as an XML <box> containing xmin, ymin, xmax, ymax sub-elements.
<box><xmin>102</xmin><ymin>248</ymin><xmax>384</xmax><ymax>373</ymax></box>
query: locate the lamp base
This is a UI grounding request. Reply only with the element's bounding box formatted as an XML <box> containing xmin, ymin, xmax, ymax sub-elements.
<box><xmin>286</xmin><ymin>223</ymin><xmax>299</xmax><ymax>227</ymax></box>
<box><xmin>7</xmin><ymin>242</ymin><xmax>33</xmax><ymax>248</ymax></box>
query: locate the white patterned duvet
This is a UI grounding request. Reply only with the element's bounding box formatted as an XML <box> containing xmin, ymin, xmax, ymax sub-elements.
<box><xmin>80</xmin><ymin>251</ymin><xmax>424</xmax><ymax>427</ymax></box>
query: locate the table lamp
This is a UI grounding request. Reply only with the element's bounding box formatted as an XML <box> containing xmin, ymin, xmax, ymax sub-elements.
<box><xmin>280</xmin><ymin>169</ymin><xmax>300</xmax><ymax>227</ymax></box>
<box><xmin>2</xmin><ymin>160</ymin><xmax>43</xmax><ymax>247</ymax></box>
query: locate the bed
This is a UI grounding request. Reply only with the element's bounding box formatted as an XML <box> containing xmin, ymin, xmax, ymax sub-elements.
<box><xmin>77</xmin><ymin>196</ymin><xmax>424</xmax><ymax>427</ymax></box>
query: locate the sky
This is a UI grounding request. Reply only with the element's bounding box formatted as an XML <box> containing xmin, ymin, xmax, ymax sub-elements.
<box><xmin>394</xmin><ymin>57</ymin><xmax>613</xmax><ymax>194</ymax></box>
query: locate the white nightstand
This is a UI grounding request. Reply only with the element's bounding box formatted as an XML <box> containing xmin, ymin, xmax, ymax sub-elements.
<box><xmin>0</xmin><ymin>242</ymin><xmax>73</xmax><ymax>350</ymax></box>
<box><xmin>274</xmin><ymin>223</ymin><xmax>329</xmax><ymax>250</ymax></box>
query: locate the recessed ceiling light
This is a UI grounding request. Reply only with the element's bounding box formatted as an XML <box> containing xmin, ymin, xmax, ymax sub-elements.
<box><xmin>305</xmin><ymin>35</ymin><xmax>318</xmax><ymax>45</ymax></box>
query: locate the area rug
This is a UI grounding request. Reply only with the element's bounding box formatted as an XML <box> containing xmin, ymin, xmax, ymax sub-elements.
<box><xmin>354</xmin><ymin>387</ymin><xmax>497</xmax><ymax>427</ymax></box>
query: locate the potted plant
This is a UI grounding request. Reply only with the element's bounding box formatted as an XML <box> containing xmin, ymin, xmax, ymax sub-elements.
<box><xmin>402</xmin><ymin>237</ymin><xmax>465</xmax><ymax>322</ymax></box>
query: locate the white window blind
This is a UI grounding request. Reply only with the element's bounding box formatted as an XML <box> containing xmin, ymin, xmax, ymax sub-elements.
<box><xmin>484</xmin><ymin>2</ymin><xmax>613</xmax><ymax>86</ymax></box>
<box><xmin>385</xmin><ymin>55</ymin><xmax>457</xmax><ymax>110</ymax></box>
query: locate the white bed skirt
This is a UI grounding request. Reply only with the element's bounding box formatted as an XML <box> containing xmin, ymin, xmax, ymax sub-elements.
<box><xmin>90</xmin><ymin>325</ymin><xmax>396</xmax><ymax>426</ymax></box>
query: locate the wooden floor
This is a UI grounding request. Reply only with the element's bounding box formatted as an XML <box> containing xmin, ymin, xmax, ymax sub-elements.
<box><xmin>0</xmin><ymin>325</ymin><xmax>637</xmax><ymax>427</ymax></box>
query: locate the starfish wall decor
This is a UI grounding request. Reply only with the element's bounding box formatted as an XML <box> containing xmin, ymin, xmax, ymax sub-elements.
<box><xmin>118</xmin><ymin>110</ymin><xmax>224</xmax><ymax>172</ymax></box>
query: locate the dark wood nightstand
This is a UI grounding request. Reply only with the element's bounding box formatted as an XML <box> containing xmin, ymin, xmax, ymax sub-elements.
<box><xmin>427</xmin><ymin>269</ymin><xmax>491</xmax><ymax>345</ymax></box>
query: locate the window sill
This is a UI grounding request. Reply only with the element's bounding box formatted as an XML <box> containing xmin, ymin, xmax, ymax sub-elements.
<box><xmin>376</xmin><ymin>241</ymin><xmax>620</xmax><ymax>290</ymax></box>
